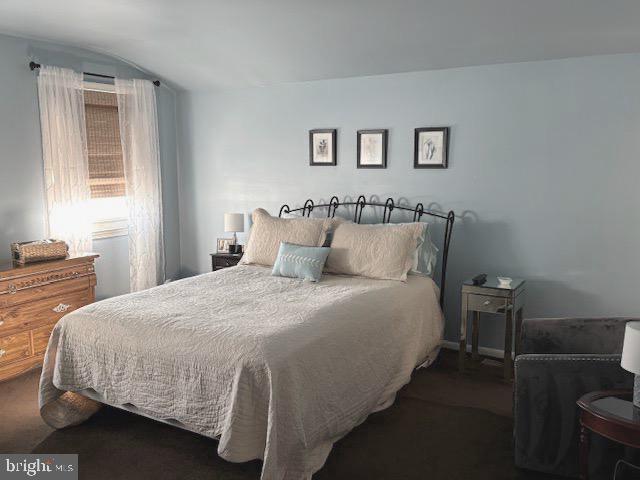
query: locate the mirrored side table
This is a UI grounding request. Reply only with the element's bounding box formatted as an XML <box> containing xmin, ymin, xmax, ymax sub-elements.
<box><xmin>459</xmin><ymin>276</ymin><xmax>525</xmax><ymax>381</ymax></box>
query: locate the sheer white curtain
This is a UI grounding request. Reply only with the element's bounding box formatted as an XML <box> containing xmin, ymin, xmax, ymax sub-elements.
<box><xmin>37</xmin><ymin>66</ymin><xmax>92</xmax><ymax>254</ymax></box>
<box><xmin>115</xmin><ymin>78</ymin><xmax>164</xmax><ymax>292</ymax></box>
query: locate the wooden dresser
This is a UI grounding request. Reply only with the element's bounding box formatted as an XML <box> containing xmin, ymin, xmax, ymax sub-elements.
<box><xmin>0</xmin><ymin>254</ymin><xmax>98</xmax><ymax>382</ymax></box>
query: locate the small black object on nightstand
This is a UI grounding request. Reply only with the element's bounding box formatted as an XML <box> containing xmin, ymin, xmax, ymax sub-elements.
<box><xmin>210</xmin><ymin>253</ymin><xmax>243</xmax><ymax>271</ymax></box>
<box><xmin>228</xmin><ymin>244</ymin><xmax>243</xmax><ymax>254</ymax></box>
<box><xmin>472</xmin><ymin>273</ymin><xmax>487</xmax><ymax>285</ymax></box>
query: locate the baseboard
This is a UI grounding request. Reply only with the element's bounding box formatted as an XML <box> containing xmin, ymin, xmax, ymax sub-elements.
<box><xmin>442</xmin><ymin>341</ymin><xmax>507</xmax><ymax>360</ymax></box>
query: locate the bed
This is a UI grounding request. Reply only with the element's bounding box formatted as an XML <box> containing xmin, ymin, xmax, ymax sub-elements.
<box><xmin>39</xmin><ymin>196</ymin><xmax>455</xmax><ymax>480</ymax></box>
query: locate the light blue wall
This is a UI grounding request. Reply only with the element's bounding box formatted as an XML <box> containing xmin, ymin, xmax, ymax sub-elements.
<box><xmin>0</xmin><ymin>33</ymin><xmax>181</xmax><ymax>299</ymax></box>
<box><xmin>177</xmin><ymin>53</ymin><xmax>640</xmax><ymax>349</ymax></box>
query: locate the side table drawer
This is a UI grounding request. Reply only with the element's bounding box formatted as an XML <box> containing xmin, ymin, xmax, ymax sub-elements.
<box><xmin>213</xmin><ymin>256</ymin><xmax>241</xmax><ymax>269</ymax></box>
<box><xmin>467</xmin><ymin>294</ymin><xmax>507</xmax><ymax>313</ymax></box>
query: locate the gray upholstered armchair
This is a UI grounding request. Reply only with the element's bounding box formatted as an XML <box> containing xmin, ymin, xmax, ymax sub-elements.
<box><xmin>514</xmin><ymin>317</ymin><xmax>635</xmax><ymax>478</ymax></box>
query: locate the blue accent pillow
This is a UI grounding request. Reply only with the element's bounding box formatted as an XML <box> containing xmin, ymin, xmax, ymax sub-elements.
<box><xmin>271</xmin><ymin>242</ymin><xmax>331</xmax><ymax>282</ymax></box>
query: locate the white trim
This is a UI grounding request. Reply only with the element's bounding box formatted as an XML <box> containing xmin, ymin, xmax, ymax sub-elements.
<box><xmin>442</xmin><ymin>340</ymin><xmax>509</xmax><ymax>359</ymax></box>
<box><xmin>92</xmin><ymin>218</ymin><xmax>128</xmax><ymax>240</ymax></box>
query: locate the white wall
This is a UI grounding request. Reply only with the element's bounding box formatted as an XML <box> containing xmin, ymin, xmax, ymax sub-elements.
<box><xmin>177</xmin><ymin>53</ymin><xmax>640</xmax><ymax>348</ymax></box>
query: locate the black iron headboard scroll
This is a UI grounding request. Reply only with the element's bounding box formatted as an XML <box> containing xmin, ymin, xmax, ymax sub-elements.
<box><xmin>278</xmin><ymin>196</ymin><xmax>455</xmax><ymax>308</ymax></box>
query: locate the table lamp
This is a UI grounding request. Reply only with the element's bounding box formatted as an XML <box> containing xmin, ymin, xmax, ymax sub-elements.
<box><xmin>224</xmin><ymin>213</ymin><xmax>244</xmax><ymax>252</ymax></box>
<box><xmin>621</xmin><ymin>321</ymin><xmax>640</xmax><ymax>408</ymax></box>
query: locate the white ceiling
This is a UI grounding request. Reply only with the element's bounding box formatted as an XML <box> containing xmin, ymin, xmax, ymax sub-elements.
<box><xmin>1</xmin><ymin>0</ymin><xmax>640</xmax><ymax>91</ymax></box>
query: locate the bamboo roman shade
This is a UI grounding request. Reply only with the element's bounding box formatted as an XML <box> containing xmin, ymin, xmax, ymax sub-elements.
<box><xmin>84</xmin><ymin>90</ymin><xmax>125</xmax><ymax>198</ymax></box>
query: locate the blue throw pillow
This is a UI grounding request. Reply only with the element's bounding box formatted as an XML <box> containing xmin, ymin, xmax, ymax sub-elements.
<box><xmin>271</xmin><ymin>242</ymin><xmax>331</xmax><ymax>282</ymax></box>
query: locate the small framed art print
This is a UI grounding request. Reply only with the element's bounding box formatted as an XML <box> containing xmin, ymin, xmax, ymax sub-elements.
<box><xmin>414</xmin><ymin>127</ymin><xmax>449</xmax><ymax>169</ymax></box>
<box><xmin>309</xmin><ymin>129</ymin><xmax>337</xmax><ymax>166</ymax></box>
<box><xmin>357</xmin><ymin>129</ymin><xmax>388</xmax><ymax>169</ymax></box>
<box><xmin>217</xmin><ymin>238</ymin><xmax>233</xmax><ymax>253</ymax></box>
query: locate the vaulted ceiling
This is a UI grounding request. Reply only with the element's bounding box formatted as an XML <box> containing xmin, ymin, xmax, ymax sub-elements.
<box><xmin>1</xmin><ymin>0</ymin><xmax>640</xmax><ymax>90</ymax></box>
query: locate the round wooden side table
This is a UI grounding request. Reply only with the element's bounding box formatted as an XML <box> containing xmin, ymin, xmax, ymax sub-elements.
<box><xmin>577</xmin><ymin>390</ymin><xmax>640</xmax><ymax>480</ymax></box>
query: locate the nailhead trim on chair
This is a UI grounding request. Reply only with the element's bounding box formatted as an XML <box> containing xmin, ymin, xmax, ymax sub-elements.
<box><xmin>514</xmin><ymin>355</ymin><xmax>620</xmax><ymax>365</ymax></box>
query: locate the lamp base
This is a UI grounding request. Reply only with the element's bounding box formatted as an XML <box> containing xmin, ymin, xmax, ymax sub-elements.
<box><xmin>635</xmin><ymin>375</ymin><xmax>640</xmax><ymax>409</ymax></box>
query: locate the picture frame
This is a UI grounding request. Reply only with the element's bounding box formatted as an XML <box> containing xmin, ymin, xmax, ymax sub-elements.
<box><xmin>309</xmin><ymin>129</ymin><xmax>337</xmax><ymax>166</ymax></box>
<box><xmin>357</xmin><ymin>129</ymin><xmax>388</xmax><ymax>169</ymax></box>
<box><xmin>414</xmin><ymin>127</ymin><xmax>449</xmax><ymax>169</ymax></box>
<box><xmin>217</xmin><ymin>237</ymin><xmax>233</xmax><ymax>254</ymax></box>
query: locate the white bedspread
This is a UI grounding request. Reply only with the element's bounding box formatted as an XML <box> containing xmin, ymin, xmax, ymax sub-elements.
<box><xmin>40</xmin><ymin>265</ymin><xmax>443</xmax><ymax>480</ymax></box>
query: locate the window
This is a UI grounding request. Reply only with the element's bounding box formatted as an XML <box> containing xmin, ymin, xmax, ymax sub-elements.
<box><xmin>83</xmin><ymin>82</ymin><xmax>128</xmax><ymax>239</ymax></box>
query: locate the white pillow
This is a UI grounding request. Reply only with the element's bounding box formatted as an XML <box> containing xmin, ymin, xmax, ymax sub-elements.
<box><xmin>279</xmin><ymin>215</ymin><xmax>437</xmax><ymax>275</ymax></box>
<box><xmin>367</xmin><ymin>222</ymin><xmax>438</xmax><ymax>277</ymax></box>
<box><xmin>282</xmin><ymin>211</ymin><xmax>348</xmax><ymax>246</ymax></box>
<box><xmin>240</xmin><ymin>208</ymin><xmax>339</xmax><ymax>267</ymax></box>
<box><xmin>324</xmin><ymin>222</ymin><xmax>424</xmax><ymax>281</ymax></box>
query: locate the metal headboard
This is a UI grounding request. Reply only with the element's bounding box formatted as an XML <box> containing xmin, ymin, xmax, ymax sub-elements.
<box><xmin>278</xmin><ymin>195</ymin><xmax>455</xmax><ymax>308</ymax></box>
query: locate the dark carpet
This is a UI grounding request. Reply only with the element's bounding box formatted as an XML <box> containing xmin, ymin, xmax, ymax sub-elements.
<box><xmin>33</xmin><ymin>398</ymin><xmax>542</xmax><ymax>480</ymax></box>
<box><xmin>4</xmin><ymin>351</ymin><xmax>554</xmax><ymax>479</ymax></box>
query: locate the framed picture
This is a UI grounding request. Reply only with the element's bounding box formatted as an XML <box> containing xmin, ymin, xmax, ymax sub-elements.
<box><xmin>217</xmin><ymin>238</ymin><xmax>233</xmax><ymax>254</ymax></box>
<box><xmin>414</xmin><ymin>127</ymin><xmax>449</xmax><ymax>169</ymax></box>
<box><xmin>309</xmin><ymin>129</ymin><xmax>337</xmax><ymax>166</ymax></box>
<box><xmin>357</xmin><ymin>129</ymin><xmax>388</xmax><ymax>169</ymax></box>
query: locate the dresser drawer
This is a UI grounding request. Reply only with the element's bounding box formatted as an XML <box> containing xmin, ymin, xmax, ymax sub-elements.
<box><xmin>0</xmin><ymin>263</ymin><xmax>92</xmax><ymax>293</ymax></box>
<box><xmin>0</xmin><ymin>288</ymin><xmax>92</xmax><ymax>336</ymax></box>
<box><xmin>0</xmin><ymin>273</ymin><xmax>92</xmax><ymax>309</ymax></box>
<box><xmin>467</xmin><ymin>294</ymin><xmax>507</xmax><ymax>313</ymax></box>
<box><xmin>0</xmin><ymin>332</ymin><xmax>32</xmax><ymax>366</ymax></box>
<box><xmin>32</xmin><ymin>323</ymin><xmax>55</xmax><ymax>356</ymax></box>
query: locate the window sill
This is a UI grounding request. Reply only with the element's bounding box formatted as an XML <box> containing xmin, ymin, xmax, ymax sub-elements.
<box><xmin>92</xmin><ymin>218</ymin><xmax>128</xmax><ymax>240</ymax></box>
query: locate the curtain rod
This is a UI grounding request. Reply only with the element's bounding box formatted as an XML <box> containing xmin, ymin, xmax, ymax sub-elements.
<box><xmin>29</xmin><ymin>61</ymin><xmax>160</xmax><ymax>87</ymax></box>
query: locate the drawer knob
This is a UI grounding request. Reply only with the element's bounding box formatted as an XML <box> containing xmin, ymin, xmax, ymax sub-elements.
<box><xmin>52</xmin><ymin>303</ymin><xmax>71</xmax><ymax>313</ymax></box>
<box><xmin>483</xmin><ymin>300</ymin><xmax>491</xmax><ymax>306</ymax></box>
<box><xmin>8</xmin><ymin>284</ymin><xmax>16</xmax><ymax>294</ymax></box>
<box><xmin>0</xmin><ymin>349</ymin><xmax>5</xmax><ymax>358</ymax></box>
<box><xmin>0</xmin><ymin>321</ymin><xmax>4</xmax><ymax>326</ymax></box>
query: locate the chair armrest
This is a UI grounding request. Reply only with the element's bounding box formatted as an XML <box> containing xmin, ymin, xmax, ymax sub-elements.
<box><xmin>520</xmin><ymin>317</ymin><xmax>636</xmax><ymax>354</ymax></box>
<box><xmin>514</xmin><ymin>354</ymin><xmax>633</xmax><ymax>477</ymax></box>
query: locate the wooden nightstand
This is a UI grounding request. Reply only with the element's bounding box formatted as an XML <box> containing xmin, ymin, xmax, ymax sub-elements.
<box><xmin>577</xmin><ymin>390</ymin><xmax>640</xmax><ymax>480</ymax></box>
<box><xmin>459</xmin><ymin>276</ymin><xmax>525</xmax><ymax>380</ymax></box>
<box><xmin>210</xmin><ymin>253</ymin><xmax>243</xmax><ymax>271</ymax></box>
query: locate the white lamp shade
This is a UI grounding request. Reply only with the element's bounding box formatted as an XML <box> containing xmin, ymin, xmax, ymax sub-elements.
<box><xmin>224</xmin><ymin>213</ymin><xmax>244</xmax><ymax>233</ymax></box>
<box><xmin>621</xmin><ymin>321</ymin><xmax>640</xmax><ymax>375</ymax></box>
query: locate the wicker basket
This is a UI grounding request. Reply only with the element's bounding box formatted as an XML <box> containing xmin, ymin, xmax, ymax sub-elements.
<box><xmin>11</xmin><ymin>239</ymin><xmax>69</xmax><ymax>264</ymax></box>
